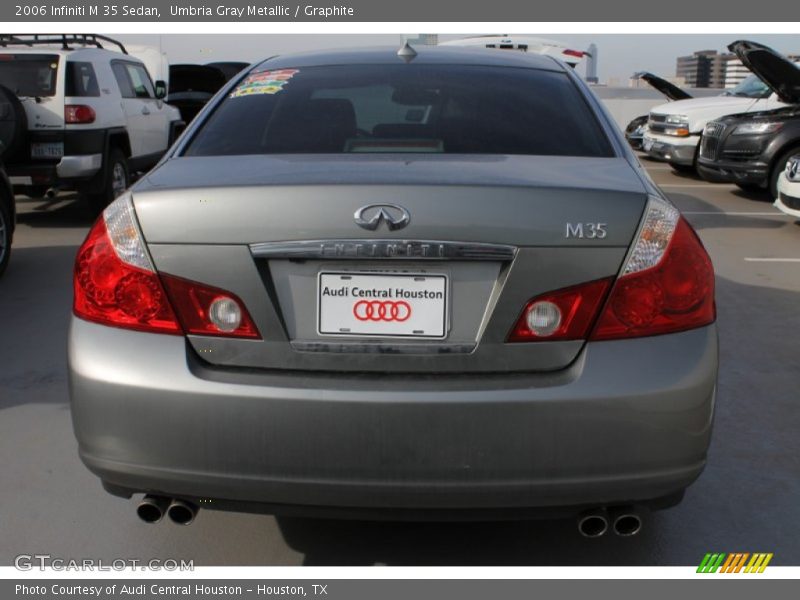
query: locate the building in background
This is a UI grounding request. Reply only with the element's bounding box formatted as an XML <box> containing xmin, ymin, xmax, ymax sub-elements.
<box><xmin>585</xmin><ymin>43</ymin><xmax>599</xmax><ymax>83</ymax></box>
<box><xmin>723</xmin><ymin>58</ymin><xmax>750</xmax><ymax>89</ymax></box>
<box><xmin>724</xmin><ymin>53</ymin><xmax>800</xmax><ymax>88</ymax></box>
<box><xmin>403</xmin><ymin>34</ymin><xmax>438</xmax><ymax>46</ymax></box>
<box><xmin>676</xmin><ymin>50</ymin><xmax>734</xmax><ymax>88</ymax></box>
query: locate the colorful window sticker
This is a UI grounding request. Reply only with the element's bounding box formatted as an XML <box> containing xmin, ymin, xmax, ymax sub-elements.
<box><xmin>230</xmin><ymin>69</ymin><xmax>299</xmax><ymax>98</ymax></box>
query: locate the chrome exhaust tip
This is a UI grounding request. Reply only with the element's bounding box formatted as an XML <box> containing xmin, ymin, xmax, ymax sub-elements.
<box><xmin>166</xmin><ymin>499</ymin><xmax>197</xmax><ymax>526</ymax></box>
<box><xmin>611</xmin><ymin>507</ymin><xmax>642</xmax><ymax>537</ymax></box>
<box><xmin>577</xmin><ymin>508</ymin><xmax>609</xmax><ymax>538</ymax></box>
<box><xmin>136</xmin><ymin>495</ymin><xmax>169</xmax><ymax>524</ymax></box>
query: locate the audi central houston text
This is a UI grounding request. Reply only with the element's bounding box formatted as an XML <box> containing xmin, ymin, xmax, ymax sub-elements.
<box><xmin>68</xmin><ymin>46</ymin><xmax>718</xmax><ymax>537</ymax></box>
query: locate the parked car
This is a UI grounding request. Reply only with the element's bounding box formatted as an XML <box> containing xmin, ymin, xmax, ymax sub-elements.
<box><xmin>625</xmin><ymin>72</ymin><xmax>692</xmax><ymax>150</ymax></box>
<box><xmin>69</xmin><ymin>46</ymin><xmax>717</xmax><ymax>535</ymax></box>
<box><xmin>0</xmin><ymin>161</ymin><xmax>14</xmax><ymax>277</ymax></box>
<box><xmin>166</xmin><ymin>64</ymin><xmax>228</xmax><ymax>123</ymax></box>
<box><xmin>775</xmin><ymin>154</ymin><xmax>800</xmax><ymax>217</ymax></box>
<box><xmin>206</xmin><ymin>61</ymin><xmax>250</xmax><ymax>82</ymax></box>
<box><xmin>0</xmin><ymin>34</ymin><xmax>183</xmax><ymax>211</ymax></box>
<box><xmin>642</xmin><ymin>40</ymin><xmax>797</xmax><ymax>173</ymax></box>
<box><xmin>697</xmin><ymin>42</ymin><xmax>800</xmax><ymax>197</ymax></box>
<box><xmin>440</xmin><ymin>35</ymin><xmax>588</xmax><ymax>68</ymax></box>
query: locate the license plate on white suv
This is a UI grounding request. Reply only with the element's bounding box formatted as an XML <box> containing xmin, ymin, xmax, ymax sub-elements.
<box><xmin>31</xmin><ymin>142</ymin><xmax>64</xmax><ymax>159</ymax></box>
<box><xmin>318</xmin><ymin>272</ymin><xmax>448</xmax><ymax>338</ymax></box>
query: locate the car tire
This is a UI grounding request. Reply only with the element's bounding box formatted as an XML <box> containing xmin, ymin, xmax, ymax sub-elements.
<box><xmin>0</xmin><ymin>84</ymin><xmax>28</xmax><ymax>162</ymax></box>
<box><xmin>0</xmin><ymin>195</ymin><xmax>11</xmax><ymax>277</ymax></box>
<box><xmin>769</xmin><ymin>147</ymin><xmax>800</xmax><ymax>199</ymax></box>
<box><xmin>25</xmin><ymin>185</ymin><xmax>49</xmax><ymax>200</ymax></box>
<box><xmin>86</xmin><ymin>147</ymin><xmax>129</xmax><ymax>214</ymax></box>
<box><xmin>734</xmin><ymin>182</ymin><xmax>764</xmax><ymax>192</ymax></box>
<box><xmin>670</xmin><ymin>163</ymin><xmax>695</xmax><ymax>174</ymax></box>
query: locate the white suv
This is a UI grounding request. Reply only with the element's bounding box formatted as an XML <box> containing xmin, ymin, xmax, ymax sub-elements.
<box><xmin>0</xmin><ymin>34</ymin><xmax>183</xmax><ymax>210</ymax></box>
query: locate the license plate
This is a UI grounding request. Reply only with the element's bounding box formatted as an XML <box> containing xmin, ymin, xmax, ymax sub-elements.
<box><xmin>318</xmin><ymin>272</ymin><xmax>448</xmax><ymax>338</ymax></box>
<box><xmin>642</xmin><ymin>138</ymin><xmax>654</xmax><ymax>152</ymax></box>
<box><xmin>31</xmin><ymin>142</ymin><xmax>64</xmax><ymax>159</ymax></box>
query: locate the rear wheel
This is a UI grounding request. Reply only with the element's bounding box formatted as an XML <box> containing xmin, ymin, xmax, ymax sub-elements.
<box><xmin>0</xmin><ymin>196</ymin><xmax>11</xmax><ymax>277</ymax></box>
<box><xmin>0</xmin><ymin>84</ymin><xmax>27</xmax><ymax>162</ymax></box>
<box><xmin>769</xmin><ymin>147</ymin><xmax>800</xmax><ymax>199</ymax></box>
<box><xmin>86</xmin><ymin>148</ymin><xmax>129</xmax><ymax>214</ymax></box>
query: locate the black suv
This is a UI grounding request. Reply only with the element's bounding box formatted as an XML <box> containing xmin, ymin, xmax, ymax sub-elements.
<box><xmin>697</xmin><ymin>40</ymin><xmax>800</xmax><ymax>197</ymax></box>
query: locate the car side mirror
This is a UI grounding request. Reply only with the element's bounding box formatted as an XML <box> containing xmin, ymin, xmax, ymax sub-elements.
<box><xmin>154</xmin><ymin>80</ymin><xmax>167</xmax><ymax>100</ymax></box>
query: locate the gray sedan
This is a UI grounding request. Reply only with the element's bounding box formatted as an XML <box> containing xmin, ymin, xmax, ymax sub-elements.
<box><xmin>68</xmin><ymin>46</ymin><xmax>718</xmax><ymax>538</ymax></box>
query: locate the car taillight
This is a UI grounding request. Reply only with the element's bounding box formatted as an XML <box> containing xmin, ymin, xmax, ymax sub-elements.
<box><xmin>563</xmin><ymin>49</ymin><xmax>585</xmax><ymax>58</ymax></box>
<box><xmin>160</xmin><ymin>274</ymin><xmax>260</xmax><ymax>339</ymax></box>
<box><xmin>590</xmin><ymin>196</ymin><xmax>715</xmax><ymax>340</ymax></box>
<box><xmin>507</xmin><ymin>196</ymin><xmax>715</xmax><ymax>344</ymax></box>
<box><xmin>74</xmin><ymin>194</ymin><xmax>180</xmax><ymax>334</ymax></box>
<box><xmin>507</xmin><ymin>278</ymin><xmax>613</xmax><ymax>342</ymax></box>
<box><xmin>65</xmin><ymin>104</ymin><xmax>96</xmax><ymax>124</ymax></box>
<box><xmin>73</xmin><ymin>194</ymin><xmax>261</xmax><ymax>339</ymax></box>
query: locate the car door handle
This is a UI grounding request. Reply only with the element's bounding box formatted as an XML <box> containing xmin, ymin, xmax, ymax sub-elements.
<box><xmin>141</xmin><ymin>106</ymin><xmax>151</xmax><ymax>115</ymax></box>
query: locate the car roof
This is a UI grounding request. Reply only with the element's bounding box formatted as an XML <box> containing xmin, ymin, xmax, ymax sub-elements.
<box><xmin>0</xmin><ymin>47</ymin><xmax>128</xmax><ymax>60</ymax></box>
<box><xmin>254</xmin><ymin>45</ymin><xmax>566</xmax><ymax>72</ymax></box>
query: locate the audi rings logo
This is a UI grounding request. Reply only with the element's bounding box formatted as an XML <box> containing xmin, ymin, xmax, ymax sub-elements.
<box><xmin>353</xmin><ymin>300</ymin><xmax>412</xmax><ymax>322</ymax></box>
<box><xmin>787</xmin><ymin>156</ymin><xmax>800</xmax><ymax>181</ymax></box>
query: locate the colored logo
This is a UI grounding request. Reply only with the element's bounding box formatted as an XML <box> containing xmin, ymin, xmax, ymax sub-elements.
<box><xmin>353</xmin><ymin>300</ymin><xmax>412</xmax><ymax>322</ymax></box>
<box><xmin>697</xmin><ymin>553</ymin><xmax>773</xmax><ymax>573</ymax></box>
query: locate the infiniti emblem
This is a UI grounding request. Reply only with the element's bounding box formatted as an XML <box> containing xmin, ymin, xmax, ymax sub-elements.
<box><xmin>354</xmin><ymin>204</ymin><xmax>410</xmax><ymax>231</ymax></box>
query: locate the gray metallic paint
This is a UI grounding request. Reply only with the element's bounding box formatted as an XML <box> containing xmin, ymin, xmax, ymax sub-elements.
<box><xmin>69</xmin><ymin>317</ymin><xmax>717</xmax><ymax>509</ymax></box>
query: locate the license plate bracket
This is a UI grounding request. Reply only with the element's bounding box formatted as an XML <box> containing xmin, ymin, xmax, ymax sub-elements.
<box><xmin>317</xmin><ymin>271</ymin><xmax>448</xmax><ymax>339</ymax></box>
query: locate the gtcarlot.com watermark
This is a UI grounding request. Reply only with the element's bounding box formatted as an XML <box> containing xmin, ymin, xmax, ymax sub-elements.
<box><xmin>14</xmin><ymin>554</ymin><xmax>194</xmax><ymax>571</ymax></box>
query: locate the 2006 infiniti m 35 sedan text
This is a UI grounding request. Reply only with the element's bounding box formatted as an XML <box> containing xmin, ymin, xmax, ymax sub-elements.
<box><xmin>68</xmin><ymin>47</ymin><xmax>718</xmax><ymax>536</ymax></box>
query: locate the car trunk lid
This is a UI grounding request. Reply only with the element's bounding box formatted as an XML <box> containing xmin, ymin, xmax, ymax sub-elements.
<box><xmin>134</xmin><ymin>155</ymin><xmax>648</xmax><ymax>373</ymax></box>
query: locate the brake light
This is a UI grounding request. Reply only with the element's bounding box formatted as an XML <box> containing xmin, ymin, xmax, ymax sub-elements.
<box><xmin>73</xmin><ymin>195</ymin><xmax>180</xmax><ymax>334</ymax></box>
<box><xmin>160</xmin><ymin>274</ymin><xmax>260</xmax><ymax>339</ymax></box>
<box><xmin>65</xmin><ymin>104</ymin><xmax>96</xmax><ymax>124</ymax></box>
<box><xmin>73</xmin><ymin>194</ymin><xmax>261</xmax><ymax>339</ymax></box>
<box><xmin>562</xmin><ymin>49</ymin><xmax>585</xmax><ymax>58</ymax></box>
<box><xmin>507</xmin><ymin>278</ymin><xmax>612</xmax><ymax>342</ymax></box>
<box><xmin>590</xmin><ymin>197</ymin><xmax>715</xmax><ymax>340</ymax></box>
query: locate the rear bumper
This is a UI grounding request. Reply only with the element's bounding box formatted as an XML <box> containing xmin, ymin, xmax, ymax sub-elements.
<box><xmin>643</xmin><ymin>134</ymin><xmax>698</xmax><ymax>165</ymax></box>
<box><xmin>7</xmin><ymin>154</ymin><xmax>101</xmax><ymax>186</ymax></box>
<box><xmin>697</xmin><ymin>157</ymin><xmax>768</xmax><ymax>185</ymax></box>
<box><xmin>68</xmin><ymin>318</ymin><xmax>718</xmax><ymax>512</ymax></box>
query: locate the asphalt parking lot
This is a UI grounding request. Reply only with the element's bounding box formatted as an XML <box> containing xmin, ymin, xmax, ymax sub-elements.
<box><xmin>1</xmin><ymin>157</ymin><xmax>799</xmax><ymax>566</ymax></box>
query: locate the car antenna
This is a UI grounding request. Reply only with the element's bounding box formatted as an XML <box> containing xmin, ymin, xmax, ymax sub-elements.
<box><xmin>397</xmin><ymin>40</ymin><xmax>417</xmax><ymax>63</ymax></box>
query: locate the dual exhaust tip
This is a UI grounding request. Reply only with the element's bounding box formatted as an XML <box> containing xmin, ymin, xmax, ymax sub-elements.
<box><xmin>137</xmin><ymin>496</ymin><xmax>641</xmax><ymax>534</ymax></box>
<box><xmin>136</xmin><ymin>495</ymin><xmax>197</xmax><ymax>525</ymax></box>
<box><xmin>577</xmin><ymin>507</ymin><xmax>642</xmax><ymax>538</ymax></box>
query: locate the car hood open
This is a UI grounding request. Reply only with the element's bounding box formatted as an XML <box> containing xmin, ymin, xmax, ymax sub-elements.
<box><xmin>729</xmin><ymin>40</ymin><xmax>800</xmax><ymax>104</ymax></box>
<box><xmin>634</xmin><ymin>71</ymin><xmax>692</xmax><ymax>101</ymax></box>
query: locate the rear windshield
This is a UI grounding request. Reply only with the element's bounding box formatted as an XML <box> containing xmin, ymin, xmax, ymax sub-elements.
<box><xmin>184</xmin><ymin>64</ymin><xmax>614</xmax><ymax>157</ymax></box>
<box><xmin>0</xmin><ymin>54</ymin><xmax>59</xmax><ymax>97</ymax></box>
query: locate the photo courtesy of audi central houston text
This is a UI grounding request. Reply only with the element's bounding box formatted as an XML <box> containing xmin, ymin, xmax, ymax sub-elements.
<box><xmin>3</xmin><ymin>30</ymin><xmax>799</xmax><ymax>568</ymax></box>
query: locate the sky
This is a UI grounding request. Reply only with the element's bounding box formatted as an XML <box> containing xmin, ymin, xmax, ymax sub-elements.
<box><xmin>111</xmin><ymin>33</ymin><xmax>800</xmax><ymax>84</ymax></box>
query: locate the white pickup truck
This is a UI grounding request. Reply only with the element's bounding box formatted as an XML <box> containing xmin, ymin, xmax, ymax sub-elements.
<box><xmin>643</xmin><ymin>44</ymin><xmax>796</xmax><ymax>172</ymax></box>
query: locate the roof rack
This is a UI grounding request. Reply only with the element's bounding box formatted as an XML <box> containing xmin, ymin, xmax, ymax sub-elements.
<box><xmin>0</xmin><ymin>34</ymin><xmax>128</xmax><ymax>54</ymax></box>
